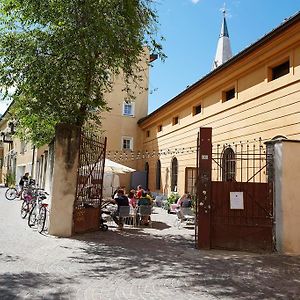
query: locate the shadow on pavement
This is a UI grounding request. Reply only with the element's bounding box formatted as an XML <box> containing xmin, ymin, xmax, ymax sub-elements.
<box><xmin>70</xmin><ymin>229</ymin><xmax>300</xmax><ymax>299</ymax></box>
<box><xmin>0</xmin><ymin>271</ymin><xmax>76</xmax><ymax>299</ymax></box>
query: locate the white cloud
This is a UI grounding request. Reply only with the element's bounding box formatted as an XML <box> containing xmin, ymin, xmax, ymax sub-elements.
<box><xmin>191</xmin><ymin>0</ymin><xmax>200</xmax><ymax>4</ymax></box>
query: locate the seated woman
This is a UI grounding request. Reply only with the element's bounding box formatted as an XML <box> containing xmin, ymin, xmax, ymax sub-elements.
<box><xmin>177</xmin><ymin>193</ymin><xmax>193</xmax><ymax>223</ymax></box>
<box><xmin>128</xmin><ymin>190</ymin><xmax>137</xmax><ymax>208</ymax></box>
<box><xmin>179</xmin><ymin>193</ymin><xmax>192</xmax><ymax>208</ymax></box>
<box><xmin>169</xmin><ymin>193</ymin><xmax>190</xmax><ymax>213</ymax></box>
<box><xmin>138</xmin><ymin>191</ymin><xmax>152</xmax><ymax>225</ymax></box>
<box><xmin>109</xmin><ymin>189</ymin><xmax>129</xmax><ymax>230</ymax></box>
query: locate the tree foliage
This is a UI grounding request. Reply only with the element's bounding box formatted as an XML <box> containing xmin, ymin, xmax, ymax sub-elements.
<box><xmin>0</xmin><ymin>0</ymin><xmax>163</xmax><ymax>146</ymax></box>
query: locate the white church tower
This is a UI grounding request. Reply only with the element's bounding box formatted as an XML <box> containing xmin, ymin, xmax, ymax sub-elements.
<box><xmin>212</xmin><ymin>7</ymin><xmax>233</xmax><ymax>70</ymax></box>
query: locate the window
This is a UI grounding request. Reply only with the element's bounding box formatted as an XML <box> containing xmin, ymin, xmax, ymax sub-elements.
<box><xmin>271</xmin><ymin>60</ymin><xmax>289</xmax><ymax>80</ymax></box>
<box><xmin>171</xmin><ymin>157</ymin><xmax>178</xmax><ymax>192</ymax></box>
<box><xmin>158</xmin><ymin>125</ymin><xmax>162</xmax><ymax>132</ymax></box>
<box><xmin>121</xmin><ymin>137</ymin><xmax>133</xmax><ymax>150</ymax></box>
<box><xmin>222</xmin><ymin>147</ymin><xmax>236</xmax><ymax>181</ymax></box>
<box><xmin>172</xmin><ymin>116</ymin><xmax>179</xmax><ymax>125</ymax></box>
<box><xmin>146</xmin><ymin>130</ymin><xmax>150</xmax><ymax>138</ymax></box>
<box><xmin>223</xmin><ymin>88</ymin><xmax>235</xmax><ymax>102</ymax></box>
<box><xmin>185</xmin><ymin>167</ymin><xmax>197</xmax><ymax>195</ymax></box>
<box><xmin>156</xmin><ymin>160</ymin><xmax>161</xmax><ymax>190</ymax></box>
<box><xmin>20</xmin><ymin>140</ymin><xmax>27</xmax><ymax>154</ymax></box>
<box><xmin>193</xmin><ymin>104</ymin><xmax>202</xmax><ymax>116</ymax></box>
<box><xmin>122</xmin><ymin>101</ymin><xmax>135</xmax><ymax>116</ymax></box>
<box><xmin>145</xmin><ymin>162</ymin><xmax>149</xmax><ymax>190</ymax></box>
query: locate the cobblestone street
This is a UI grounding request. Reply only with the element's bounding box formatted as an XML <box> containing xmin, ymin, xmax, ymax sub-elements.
<box><xmin>1</xmin><ymin>187</ymin><xmax>300</xmax><ymax>299</ymax></box>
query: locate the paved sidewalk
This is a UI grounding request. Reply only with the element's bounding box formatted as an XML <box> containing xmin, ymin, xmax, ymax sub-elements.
<box><xmin>0</xmin><ymin>188</ymin><xmax>300</xmax><ymax>299</ymax></box>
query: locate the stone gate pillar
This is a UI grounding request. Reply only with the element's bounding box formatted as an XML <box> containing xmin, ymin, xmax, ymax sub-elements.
<box><xmin>267</xmin><ymin>139</ymin><xmax>300</xmax><ymax>254</ymax></box>
<box><xmin>48</xmin><ymin>124</ymin><xmax>80</xmax><ymax>237</ymax></box>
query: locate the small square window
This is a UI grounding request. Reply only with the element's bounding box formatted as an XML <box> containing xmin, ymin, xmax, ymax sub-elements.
<box><xmin>20</xmin><ymin>140</ymin><xmax>27</xmax><ymax>154</ymax></box>
<box><xmin>271</xmin><ymin>60</ymin><xmax>289</xmax><ymax>80</ymax></box>
<box><xmin>158</xmin><ymin>125</ymin><xmax>162</xmax><ymax>132</ymax></box>
<box><xmin>122</xmin><ymin>137</ymin><xmax>133</xmax><ymax>150</ymax></box>
<box><xmin>123</xmin><ymin>102</ymin><xmax>134</xmax><ymax>116</ymax></box>
<box><xmin>172</xmin><ymin>116</ymin><xmax>179</xmax><ymax>125</ymax></box>
<box><xmin>193</xmin><ymin>104</ymin><xmax>202</xmax><ymax>115</ymax></box>
<box><xmin>223</xmin><ymin>88</ymin><xmax>235</xmax><ymax>102</ymax></box>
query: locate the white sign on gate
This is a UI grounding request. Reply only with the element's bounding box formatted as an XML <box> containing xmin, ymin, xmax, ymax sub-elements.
<box><xmin>230</xmin><ymin>192</ymin><xmax>244</xmax><ymax>209</ymax></box>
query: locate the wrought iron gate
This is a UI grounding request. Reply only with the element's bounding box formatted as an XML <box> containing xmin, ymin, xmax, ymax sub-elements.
<box><xmin>73</xmin><ymin>131</ymin><xmax>107</xmax><ymax>234</ymax></box>
<box><xmin>196</xmin><ymin>128</ymin><xmax>275</xmax><ymax>252</ymax></box>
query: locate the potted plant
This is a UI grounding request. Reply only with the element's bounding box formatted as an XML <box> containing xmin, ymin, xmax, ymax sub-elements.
<box><xmin>3</xmin><ymin>172</ymin><xmax>15</xmax><ymax>187</ymax></box>
<box><xmin>165</xmin><ymin>192</ymin><xmax>180</xmax><ymax>213</ymax></box>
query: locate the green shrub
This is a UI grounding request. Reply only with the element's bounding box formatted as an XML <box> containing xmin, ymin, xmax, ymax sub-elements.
<box><xmin>167</xmin><ymin>192</ymin><xmax>180</xmax><ymax>204</ymax></box>
<box><xmin>4</xmin><ymin>172</ymin><xmax>15</xmax><ymax>187</ymax></box>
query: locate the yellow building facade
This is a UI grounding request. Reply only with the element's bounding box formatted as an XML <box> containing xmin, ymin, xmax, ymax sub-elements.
<box><xmin>137</xmin><ymin>12</ymin><xmax>300</xmax><ymax>196</ymax></box>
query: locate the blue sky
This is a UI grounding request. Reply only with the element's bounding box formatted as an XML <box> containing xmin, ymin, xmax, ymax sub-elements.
<box><xmin>1</xmin><ymin>1</ymin><xmax>299</xmax><ymax>115</ymax></box>
<box><xmin>148</xmin><ymin>0</ymin><xmax>300</xmax><ymax>113</ymax></box>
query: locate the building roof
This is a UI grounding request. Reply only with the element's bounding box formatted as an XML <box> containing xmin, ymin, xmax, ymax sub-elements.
<box><xmin>221</xmin><ymin>15</ymin><xmax>229</xmax><ymax>38</ymax></box>
<box><xmin>138</xmin><ymin>10</ymin><xmax>300</xmax><ymax>126</ymax></box>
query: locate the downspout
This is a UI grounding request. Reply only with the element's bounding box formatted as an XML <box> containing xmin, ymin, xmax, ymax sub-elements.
<box><xmin>31</xmin><ymin>145</ymin><xmax>36</xmax><ymax>178</ymax></box>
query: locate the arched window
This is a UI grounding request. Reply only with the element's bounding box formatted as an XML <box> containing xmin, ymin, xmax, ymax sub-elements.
<box><xmin>171</xmin><ymin>157</ymin><xmax>178</xmax><ymax>191</ymax></box>
<box><xmin>156</xmin><ymin>160</ymin><xmax>161</xmax><ymax>190</ymax></box>
<box><xmin>222</xmin><ymin>147</ymin><xmax>236</xmax><ymax>181</ymax></box>
<box><xmin>145</xmin><ymin>162</ymin><xmax>149</xmax><ymax>190</ymax></box>
<box><xmin>271</xmin><ymin>135</ymin><xmax>287</xmax><ymax>141</ymax></box>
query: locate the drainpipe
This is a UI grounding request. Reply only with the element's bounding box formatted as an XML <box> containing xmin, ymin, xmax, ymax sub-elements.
<box><xmin>31</xmin><ymin>145</ymin><xmax>36</xmax><ymax>178</ymax></box>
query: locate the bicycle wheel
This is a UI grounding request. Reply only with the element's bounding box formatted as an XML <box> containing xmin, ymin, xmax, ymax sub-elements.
<box><xmin>37</xmin><ymin>206</ymin><xmax>47</xmax><ymax>233</ymax></box>
<box><xmin>5</xmin><ymin>188</ymin><xmax>17</xmax><ymax>201</ymax></box>
<box><xmin>28</xmin><ymin>204</ymin><xmax>37</xmax><ymax>227</ymax></box>
<box><xmin>20</xmin><ymin>200</ymin><xmax>29</xmax><ymax>219</ymax></box>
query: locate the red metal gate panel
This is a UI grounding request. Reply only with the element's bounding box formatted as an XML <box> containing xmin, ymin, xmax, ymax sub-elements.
<box><xmin>73</xmin><ymin>131</ymin><xmax>107</xmax><ymax>234</ymax></box>
<box><xmin>196</xmin><ymin>127</ymin><xmax>275</xmax><ymax>252</ymax></box>
<box><xmin>211</xmin><ymin>181</ymin><xmax>274</xmax><ymax>252</ymax></box>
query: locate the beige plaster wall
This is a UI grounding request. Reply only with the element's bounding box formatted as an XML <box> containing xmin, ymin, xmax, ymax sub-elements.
<box><xmin>276</xmin><ymin>141</ymin><xmax>300</xmax><ymax>254</ymax></box>
<box><xmin>101</xmin><ymin>50</ymin><xmax>149</xmax><ymax>157</ymax></box>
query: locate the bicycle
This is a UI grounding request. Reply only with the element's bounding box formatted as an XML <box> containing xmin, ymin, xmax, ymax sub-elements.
<box><xmin>36</xmin><ymin>203</ymin><xmax>49</xmax><ymax>233</ymax></box>
<box><xmin>20</xmin><ymin>188</ymin><xmax>37</xmax><ymax>219</ymax></box>
<box><xmin>5</xmin><ymin>186</ymin><xmax>19</xmax><ymax>200</ymax></box>
<box><xmin>28</xmin><ymin>190</ymin><xmax>49</xmax><ymax>233</ymax></box>
<box><xmin>5</xmin><ymin>178</ymin><xmax>37</xmax><ymax>201</ymax></box>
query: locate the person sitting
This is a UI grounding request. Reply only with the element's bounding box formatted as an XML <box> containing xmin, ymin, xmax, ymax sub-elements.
<box><xmin>110</xmin><ymin>189</ymin><xmax>129</xmax><ymax>230</ymax></box>
<box><xmin>169</xmin><ymin>193</ymin><xmax>186</xmax><ymax>212</ymax></box>
<box><xmin>180</xmin><ymin>193</ymin><xmax>192</xmax><ymax>208</ymax></box>
<box><xmin>128</xmin><ymin>190</ymin><xmax>137</xmax><ymax>208</ymax></box>
<box><xmin>176</xmin><ymin>193</ymin><xmax>193</xmax><ymax>223</ymax></box>
<box><xmin>135</xmin><ymin>185</ymin><xmax>144</xmax><ymax>199</ymax></box>
<box><xmin>138</xmin><ymin>191</ymin><xmax>152</xmax><ymax>225</ymax></box>
<box><xmin>138</xmin><ymin>191</ymin><xmax>151</xmax><ymax>206</ymax></box>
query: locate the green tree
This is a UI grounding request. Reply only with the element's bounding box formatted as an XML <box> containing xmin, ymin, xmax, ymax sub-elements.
<box><xmin>0</xmin><ymin>0</ymin><xmax>163</xmax><ymax>147</ymax></box>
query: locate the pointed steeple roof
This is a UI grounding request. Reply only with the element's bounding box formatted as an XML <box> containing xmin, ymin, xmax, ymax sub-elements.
<box><xmin>212</xmin><ymin>8</ymin><xmax>233</xmax><ymax>70</ymax></box>
<box><xmin>220</xmin><ymin>15</ymin><xmax>229</xmax><ymax>37</ymax></box>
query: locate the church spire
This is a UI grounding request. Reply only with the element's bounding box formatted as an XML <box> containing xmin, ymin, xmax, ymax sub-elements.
<box><xmin>212</xmin><ymin>6</ymin><xmax>233</xmax><ymax>70</ymax></box>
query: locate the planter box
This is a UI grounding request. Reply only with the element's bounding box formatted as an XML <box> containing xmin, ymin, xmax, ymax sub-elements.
<box><xmin>73</xmin><ymin>206</ymin><xmax>100</xmax><ymax>234</ymax></box>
